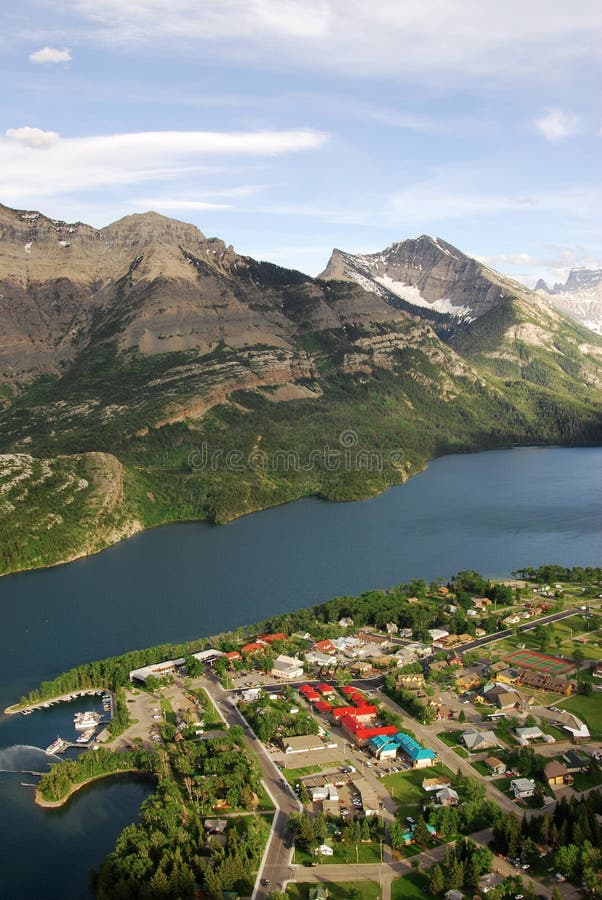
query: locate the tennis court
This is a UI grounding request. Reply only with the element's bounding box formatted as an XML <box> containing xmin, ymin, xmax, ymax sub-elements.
<box><xmin>504</xmin><ymin>649</ymin><xmax>574</xmax><ymax>675</ymax></box>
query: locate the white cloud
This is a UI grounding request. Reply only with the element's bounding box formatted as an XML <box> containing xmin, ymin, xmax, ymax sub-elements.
<box><xmin>0</xmin><ymin>128</ymin><xmax>327</xmax><ymax>200</ymax></box>
<box><xmin>134</xmin><ymin>199</ymin><xmax>232</xmax><ymax>211</ymax></box>
<box><xmin>29</xmin><ymin>46</ymin><xmax>72</xmax><ymax>64</ymax></box>
<box><xmin>534</xmin><ymin>108</ymin><xmax>580</xmax><ymax>141</ymax></box>
<box><xmin>5</xmin><ymin>126</ymin><xmax>60</xmax><ymax>150</ymax></box>
<box><xmin>67</xmin><ymin>0</ymin><xmax>602</xmax><ymax>83</ymax></box>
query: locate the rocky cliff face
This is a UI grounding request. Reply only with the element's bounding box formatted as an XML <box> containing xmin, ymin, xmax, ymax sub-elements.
<box><xmin>536</xmin><ymin>267</ymin><xmax>602</xmax><ymax>335</ymax></box>
<box><xmin>320</xmin><ymin>235</ymin><xmax>533</xmax><ymax>327</ymax></box>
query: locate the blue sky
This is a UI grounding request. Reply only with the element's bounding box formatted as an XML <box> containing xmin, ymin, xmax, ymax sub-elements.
<box><xmin>1</xmin><ymin>0</ymin><xmax>601</xmax><ymax>286</ymax></box>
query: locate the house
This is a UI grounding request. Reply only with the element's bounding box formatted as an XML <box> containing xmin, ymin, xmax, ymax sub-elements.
<box><xmin>340</xmin><ymin>716</ymin><xmax>397</xmax><ymax>746</ymax></box>
<box><xmin>444</xmin><ymin>889</ymin><xmax>464</xmax><ymax>900</ymax></box>
<box><xmin>369</xmin><ymin>736</ymin><xmax>399</xmax><ymax>760</ymax></box>
<box><xmin>563</xmin><ymin>717</ymin><xmax>591</xmax><ymax>742</ymax></box>
<box><xmin>257</xmin><ymin>632</ymin><xmax>287</xmax><ymax>645</ymax></box>
<box><xmin>515</xmin><ymin>726</ymin><xmax>545</xmax><ymax>744</ymax></box>
<box><xmin>386</xmin><ymin>622</ymin><xmax>399</xmax><ymax>634</ymax></box>
<box><xmin>397</xmin><ymin>673</ymin><xmax>425</xmax><ymax>690</ymax></box>
<box><xmin>422</xmin><ymin>775</ymin><xmax>451</xmax><ymax>792</ymax></box>
<box><xmin>485</xmin><ymin>756</ymin><xmax>507</xmax><ymax>776</ymax></box>
<box><xmin>516</xmin><ymin>669</ymin><xmax>575</xmax><ymax>696</ymax></box>
<box><xmin>313</xmin><ymin>844</ymin><xmax>334</xmax><ymax>857</ymax></box>
<box><xmin>479</xmin><ymin>873</ymin><xmax>505</xmax><ymax>894</ymax></box>
<box><xmin>455</xmin><ymin>672</ymin><xmax>480</xmax><ymax>694</ymax></box>
<box><xmin>593</xmin><ymin>664</ymin><xmax>602</xmax><ymax>679</ymax></box>
<box><xmin>510</xmin><ymin>777</ymin><xmax>535</xmax><ymax>800</ymax></box>
<box><xmin>272</xmin><ymin>654</ymin><xmax>304</xmax><ymax>680</ymax></box>
<box><xmin>472</xmin><ymin>597</ymin><xmax>492</xmax><ymax>610</ymax></box>
<box><xmin>317</xmin><ymin>683</ymin><xmax>336</xmax><ymax>696</ymax></box>
<box><xmin>299</xmin><ymin>684</ymin><xmax>320</xmax><ymax>701</ymax></box>
<box><xmin>562</xmin><ymin>749</ymin><xmax>588</xmax><ymax>773</ymax></box>
<box><xmin>461</xmin><ymin>729</ymin><xmax>499</xmax><ymax>752</ymax></box>
<box><xmin>338</xmin><ymin>617</ymin><xmax>354</xmax><ymax>628</ymax></box>
<box><xmin>436</xmin><ymin>787</ymin><xmax>459</xmax><ymax>807</ymax></box>
<box><xmin>356</xmin><ymin>630</ymin><xmax>390</xmax><ymax>647</ymax></box>
<box><xmin>241</xmin><ymin>642</ymin><xmax>265</xmax><ymax>656</ymax></box>
<box><xmin>429</xmin><ymin>628</ymin><xmax>450</xmax><ymax>643</ymax></box>
<box><xmin>282</xmin><ymin>735</ymin><xmax>326</xmax><ymax>754</ymax></box>
<box><xmin>225</xmin><ymin>650</ymin><xmax>243</xmax><ymax>663</ymax></box>
<box><xmin>305</xmin><ymin>650</ymin><xmax>338</xmax><ymax>669</ymax></box>
<box><xmin>355</xmin><ymin>778</ymin><xmax>380</xmax><ymax>816</ymax></box>
<box><xmin>331</xmin><ymin>705</ymin><xmax>356</xmax><ymax>720</ymax></box>
<box><xmin>313</xmin><ymin>700</ymin><xmax>333</xmax><ymax>715</ymax></box>
<box><xmin>545</xmin><ymin>760</ymin><xmax>572</xmax><ymax>787</ymax></box>
<box><xmin>309</xmin><ymin>785</ymin><xmax>329</xmax><ymax>801</ymax></box>
<box><xmin>312</xmin><ymin>639</ymin><xmax>336</xmax><ymax>655</ymax></box>
<box><xmin>504</xmin><ymin>614</ymin><xmax>521</xmax><ymax>625</ymax></box>
<box><xmin>484</xmin><ymin>685</ymin><xmax>520</xmax><ymax>710</ymax></box>
<box><xmin>353</xmin><ymin>705</ymin><xmax>378</xmax><ymax>723</ymax></box>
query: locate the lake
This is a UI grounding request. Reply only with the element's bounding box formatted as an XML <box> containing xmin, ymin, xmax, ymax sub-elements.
<box><xmin>0</xmin><ymin>446</ymin><xmax>600</xmax><ymax>897</ymax></box>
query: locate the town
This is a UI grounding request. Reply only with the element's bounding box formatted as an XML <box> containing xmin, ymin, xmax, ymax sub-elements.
<box><xmin>26</xmin><ymin>567</ymin><xmax>602</xmax><ymax>899</ymax></box>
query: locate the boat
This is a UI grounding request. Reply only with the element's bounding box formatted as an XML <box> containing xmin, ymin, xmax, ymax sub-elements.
<box><xmin>74</xmin><ymin>711</ymin><xmax>101</xmax><ymax>730</ymax></box>
<box><xmin>45</xmin><ymin>737</ymin><xmax>66</xmax><ymax>755</ymax></box>
<box><xmin>76</xmin><ymin>728</ymin><xmax>96</xmax><ymax>744</ymax></box>
<box><xmin>21</xmin><ymin>709</ymin><xmax>32</xmax><ymax>716</ymax></box>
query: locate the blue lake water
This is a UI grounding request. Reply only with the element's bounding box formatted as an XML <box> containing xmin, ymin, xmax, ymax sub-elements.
<box><xmin>0</xmin><ymin>446</ymin><xmax>600</xmax><ymax>897</ymax></box>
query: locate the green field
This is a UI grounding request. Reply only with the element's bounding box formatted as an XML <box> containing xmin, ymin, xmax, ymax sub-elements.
<box><xmin>437</xmin><ymin>731</ymin><xmax>469</xmax><ymax>757</ymax></box>
<box><xmin>383</xmin><ymin>765</ymin><xmax>453</xmax><ymax>817</ymax></box>
<box><xmin>294</xmin><ymin>841</ymin><xmax>382</xmax><ymax>866</ymax></box>
<box><xmin>391</xmin><ymin>871</ymin><xmax>431</xmax><ymax>899</ymax></box>
<box><xmin>560</xmin><ymin>693</ymin><xmax>602</xmax><ymax>739</ymax></box>
<box><xmin>287</xmin><ymin>882</ymin><xmax>381</xmax><ymax>899</ymax></box>
<box><xmin>282</xmin><ymin>765</ymin><xmax>322</xmax><ymax>786</ymax></box>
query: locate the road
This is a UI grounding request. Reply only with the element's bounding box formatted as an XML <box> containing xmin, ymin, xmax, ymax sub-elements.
<box><xmin>454</xmin><ymin>606</ymin><xmax>581</xmax><ymax>653</ymax></box>
<box><xmin>202</xmin><ymin>669</ymin><xmax>301</xmax><ymax>898</ymax></box>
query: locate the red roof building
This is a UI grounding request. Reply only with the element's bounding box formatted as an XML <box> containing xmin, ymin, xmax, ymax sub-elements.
<box><xmin>241</xmin><ymin>642</ymin><xmax>265</xmax><ymax>655</ymax></box>
<box><xmin>341</xmin><ymin>685</ymin><xmax>357</xmax><ymax>696</ymax></box>
<box><xmin>353</xmin><ymin>704</ymin><xmax>378</xmax><ymax>722</ymax></box>
<box><xmin>313</xmin><ymin>700</ymin><xmax>333</xmax><ymax>714</ymax></box>
<box><xmin>350</xmin><ymin>693</ymin><xmax>366</xmax><ymax>707</ymax></box>
<box><xmin>313</xmin><ymin>640</ymin><xmax>336</xmax><ymax>655</ymax></box>
<box><xmin>331</xmin><ymin>705</ymin><xmax>357</xmax><ymax>719</ymax></box>
<box><xmin>317</xmin><ymin>683</ymin><xmax>335</xmax><ymax>695</ymax></box>
<box><xmin>340</xmin><ymin>716</ymin><xmax>397</xmax><ymax>744</ymax></box>
<box><xmin>257</xmin><ymin>633</ymin><xmax>287</xmax><ymax>644</ymax></box>
<box><xmin>225</xmin><ymin>651</ymin><xmax>243</xmax><ymax>662</ymax></box>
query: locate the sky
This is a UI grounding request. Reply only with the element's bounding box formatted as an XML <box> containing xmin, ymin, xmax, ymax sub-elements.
<box><xmin>1</xmin><ymin>0</ymin><xmax>601</xmax><ymax>287</ymax></box>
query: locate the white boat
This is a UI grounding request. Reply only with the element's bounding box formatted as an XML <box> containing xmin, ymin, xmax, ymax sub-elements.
<box><xmin>45</xmin><ymin>737</ymin><xmax>65</xmax><ymax>755</ymax></box>
<box><xmin>76</xmin><ymin>728</ymin><xmax>96</xmax><ymax>744</ymax></box>
<box><xmin>74</xmin><ymin>711</ymin><xmax>101</xmax><ymax>730</ymax></box>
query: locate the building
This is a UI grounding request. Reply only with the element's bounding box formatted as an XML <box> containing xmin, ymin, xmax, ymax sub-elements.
<box><xmin>338</xmin><ymin>617</ymin><xmax>354</xmax><ymax>628</ymax></box>
<box><xmin>299</xmin><ymin>684</ymin><xmax>321</xmax><ymax>701</ymax></box>
<box><xmin>544</xmin><ymin>760</ymin><xmax>572</xmax><ymax>787</ymax></box>
<box><xmin>257</xmin><ymin>632</ymin><xmax>287</xmax><ymax>645</ymax></box>
<box><xmin>369</xmin><ymin>736</ymin><xmax>400</xmax><ymax>760</ymax></box>
<box><xmin>282</xmin><ymin>735</ymin><xmax>327</xmax><ymax>754</ymax></box>
<box><xmin>340</xmin><ymin>716</ymin><xmax>397</xmax><ymax>746</ymax></box>
<box><xmin>241</xmin><ymin>687</ymin><xmax>262</xmax><ymax>702</ymax></box>
<box><xmin>192</xmin><ymin>649</ymin><xmax>226</xmax><ymax>664</ymax></box>
<box><xmin>429</xmin><ymin>628</ymin><xmax>450</xmax><ymax>643</ymax></box>
<box><xmin>515</xmin><ymin>726</ymin><xmax>545</xmax><ymax>744</ymax></box>
<box><xmin>435</xmin><ymin>787</ymin><xmax>459</xmax><ymax>807</ymax></box>
<box><xmin>271</xmin><ymin>654</ymin><xmax>304</xmax><ymax>680</ymax></box>
<box><xmin>241</xmin><ymin>642</ymin><xmax>265</xmax><ymax>656</ymax></box>
<box><xmin>455</xmin><ymin>672</ymin><xmax>480</xmax><ymax>694</ymax></box>
<box><xmin>305</xmin><ymin>650</ymin><xmax>337</xmax><ymax>669</ymax></box>
<box><xmin>510</xmin><ymin>777</ymin><xmax>535</xmax><ymax>800</ymax></box>
<box><xmin>484</xmin><ymin>685</ymin><xmax>520</xmax><ymax>710</ymax></box>
<box><xmin>204</xmin><ymin>818</ymin><xmax>227</xmax><ymax>834</ymax></box>
<box><xmin>516</xmin><ymin>669</ymin><xmax>575</xmax><ymax>695</ymax></box>
<box><xmin>422</xmin><ymin>775</ymin><xmax>451</xmax><ymax>792</ymax></box>
<box><xmin>313</xmin><ymin>844</ymin><xmax>334</xmax><ymax>857</ymax></box>
<box><xmin>317</xmin><ymin>683</ymin><xmax>335</xmax><ymax>696</ymax></box>
<box><xmin>461</xmin><ymin>729</ymin><xmax>499</xmax><ymax>752</ymax></box>
<box><xmin>312</xmin><ymin>639</ymin><xmax>336</xmax><ymax>655</ymax></box>
<box><xmin>369</xmin><ymin>731</ymin><xmax>435</xmax><ymax>767</ymax></box>
<box><xmin>355</xmin><ymin>778</ymin><xmax>379</xmax><ymax>816</ymax></box>
<box><xmin>444</xmin><ymin>891</ymin><xmax>464</xmax><ymax>900</ymax></box>
<box><xmin>313</xmin><ymin>700</ymin><xmax>333</xmax><ymax>715</ymax></box>
<box><xmin>309</xmin><ymin>785</ymin><xmax>329</xmax><ymax>801</ymax></box>
<box><xmin>129</xmin><ymin>657</ymin><xmax>185</xmax><ymax>684</ymax></box>
<box><xmin>225</xmin><ymin>650</ymin><xmax>243</xmax><ymax>663</ymax></box>
<box><xmin>485</xmin><ymin>756</ymin><xmax>507</xmax><ymax>776</ymax></box>
<box><xmin>479</xmin><ymin>873</ymin><xmax>505</xmax><ymax>894</ymax></box>
<box><xmin>396</xmin><ymin>673</ymin><xmax>425</xmax><ymax>690</ymax></box>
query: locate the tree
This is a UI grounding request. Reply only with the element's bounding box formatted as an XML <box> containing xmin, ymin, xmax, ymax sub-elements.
<box><xmin>429</xmin><ymin>863</ymin><xmax>444</xmax><ymax>895</ymax></box>
<box><xmin>413</xmin><ymin>816</ymin><xmax>431</xmax><ymax>847</ymax></box>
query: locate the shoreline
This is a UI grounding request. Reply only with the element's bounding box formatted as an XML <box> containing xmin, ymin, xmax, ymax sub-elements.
<box><xmin>35</xmin><ymin>768</ymin><xmax>145</xmax><ymax>808</ymax></box>
<box><xmin>1</xmin><ymin>440</ymin><xmax>595</xmax><ymax>582</ymax></box>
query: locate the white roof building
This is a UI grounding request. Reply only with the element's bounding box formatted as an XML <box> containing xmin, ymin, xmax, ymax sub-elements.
<box><xmin>271</xmin><ymin>654</ymin><xmax>304</xmax><ymax>679</ymax></box>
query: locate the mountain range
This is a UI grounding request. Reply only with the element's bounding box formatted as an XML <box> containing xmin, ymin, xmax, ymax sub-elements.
<box><xmin>0</xmin><ymin>202</ymin><xmax>600</xmax><ymax>575</ymax></box>
<box><xmin>536</xmin><ymin>268</ymin><xmax>602</xmax><ymax>335</ymax></box>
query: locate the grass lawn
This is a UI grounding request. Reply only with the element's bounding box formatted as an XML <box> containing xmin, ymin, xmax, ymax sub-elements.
<box><xmin>391</xmin><ymin>871</ymin><xmax>431</xmax><ymax>899</ymax></box>
<box><xmin>437</xmin><ymin>731</ymin><xmax>469</xmax><ymax>757</ymax></box>
<box><xmin>559</xmin><ymin>693</ymin><xmax>602</xmax><ymax>739</ymax></box>
<box><xmin>572</xmin><ymin>768</ymin><xmax>602</xmax><ymax>791</ymax></box>
<box><xmin>383</xmin><ymin>765</ymin><xmax>452</xmax><ymax>817</ymax></box>
<box><xmin>287</xmin><ymin>882</ymin><xmax>381</xmax><ymax>899</ymax></box>
<box><xmin>471</xmin><ymin>759</ymin><xmax>492</xmax><ymax>777</ymax></box>
<box><xmin>281</xmin><ymin>765</ymin><xmax>322</xmax><ymax>786</ymax></box>
<box><xmin>294</xmin><ymin>841</ymin><xmax>382</xmax><ymax>866</ymax></box>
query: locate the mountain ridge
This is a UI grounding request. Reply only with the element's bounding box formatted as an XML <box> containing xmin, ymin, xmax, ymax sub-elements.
<box><xmin>0</xmin><ymin>202</ymin><xmax>600</xmax><ymax>576</ymax></box>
